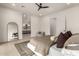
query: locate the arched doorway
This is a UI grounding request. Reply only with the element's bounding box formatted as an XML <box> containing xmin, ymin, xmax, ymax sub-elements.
<box><xmin>7</xmin><ymin>22</ymin><xmax>18</xmax><ymax>41</ymax></box>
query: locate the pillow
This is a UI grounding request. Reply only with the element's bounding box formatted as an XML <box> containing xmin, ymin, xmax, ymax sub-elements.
<box><xmin>57</xmin><ymin>31</ymin><xmax>72</xmax><ymax>48</ymax></box>
<box><xmin>65</xmin><ymin>44</ymin><xmax>79</xmax><ymax>50</ymax></box>
<box><xmin>64</xmin><ymin>34</ymin><xmax>79</xmax><ymax>47</ymax></box>
<box><xmin>64</xmin><ymin>31</ymin><xmax>72</xmax><ymax>38</ymax></box>
<box><xmin>67</xmin><ymin>31</ymin><xmax>72</xmax><ymax>37</ymax></box>
<box><xmin>64</xmin><ymin>31</ymin><xmax>70</xmax><ymax>40</ymax></box>
<box><xmin>64</xmin><ymin>31</ymin><xmax>72</xmax><ymax>42</ymax></box>
<box><xmin>54</xmin><ymin>37</ymin><xmax>58</xmax><ymax>43</ymax></box>
<box><xmin>50</xmin><ymin>36</ymin><xmax>56</xmax><ymax>41</ymax></box>
<box><xmin>57</xmin><ymin>32</ymin><xmax>66</xmax><ymax>48</ymax></box>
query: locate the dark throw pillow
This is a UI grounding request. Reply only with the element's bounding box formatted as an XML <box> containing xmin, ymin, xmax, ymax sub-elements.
<box><xmin>67</xmin><ymin>31</ymin><xmax>72</xmax><ymax>37</ymax></box>
<box><xmin>64</xmin><ymin>31</ymin><xmax>70</xmax><ymax>40</ymax></box>
<box><xmin>57</xmin><ymin>32</ymin><xmax>66</xmax><ymax>48</ymax></box>
<box><xmin>57</xmin><ymin>31</ymin><xmax>72</xmax><ymax>48</ymax></box>
<box><xmin>64</xmin><ymin>31</ymin><xmax>72</xmax><ymax>41</ymax></box>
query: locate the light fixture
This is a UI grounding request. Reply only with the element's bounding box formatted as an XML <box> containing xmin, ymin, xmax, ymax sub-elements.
<box><xmin>12</xmin><ymin>3</ymin><xmax>16</xmax><ymax>6</ymax></box>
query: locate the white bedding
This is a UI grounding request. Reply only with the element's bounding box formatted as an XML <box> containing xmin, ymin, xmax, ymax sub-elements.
<box><xmin>27</xmin><ymin>43</ymin><xmax>79</xmax><ymax>56</ymax></box>
<box><xmin>48</xmin><ymin>44</ymin><xmax>64</xmax><ymax>56</ymax></box>
<box><xmin>49</xmin><ymin>44</ymin><xmax>79</xmax><ymax>56</ymax></box>
<box><xmin>62</xmin><ymin>48</ymin><xmax>79</xmax><ymax>56</ymax></box>
<box><xmin>27</xmin><ymin>43</ymin><xmax>43</xmax><ymax>56</ymax></box>
<box><xmin>48</xmin><ymin>44</ymin><xmax>75</xmax><ymax>56</ymax></box>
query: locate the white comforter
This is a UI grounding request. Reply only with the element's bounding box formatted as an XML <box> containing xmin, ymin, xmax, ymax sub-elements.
<box><xmin>27</xmin><ymin>43</ymin><xmax>79</xmax><ymax>56</ymax></box>
<box><xmin>48</xmin><ymin>44</ymin><xmax>79</xmax><ymax>56</ymax></box>
<box><xmin>48</xmin><ymin>44</ymin><xmax>64</xmax><ymax>56</ymax></box>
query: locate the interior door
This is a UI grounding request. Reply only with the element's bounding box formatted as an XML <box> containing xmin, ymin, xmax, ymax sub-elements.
<box><xmin>50</xmin><ymin>18</ymin><xmax>56</xmax><ymax>36</ymax></box>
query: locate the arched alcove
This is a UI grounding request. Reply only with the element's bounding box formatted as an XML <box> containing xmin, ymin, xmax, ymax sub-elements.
<box><xmin>7</xmin><ymin>22</ymin><xmax>19</xmax><ymax>41</ymax></box>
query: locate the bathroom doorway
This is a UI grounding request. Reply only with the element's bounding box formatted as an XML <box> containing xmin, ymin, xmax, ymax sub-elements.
<box><xmin>50</xmin><ymin>18</ymin><xmax>56</xmax><ymax>36</ymax></box>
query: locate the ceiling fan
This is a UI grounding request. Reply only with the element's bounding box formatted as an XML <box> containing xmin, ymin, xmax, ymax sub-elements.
<box><xmin>35</xmin><ymin>3</ymin><xmax>49</xmax><ymax>11</ymax></box>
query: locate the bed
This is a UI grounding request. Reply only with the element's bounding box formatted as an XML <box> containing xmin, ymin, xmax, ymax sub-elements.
<box><xmin>27</xmin><ymin>34</ymin><xmax>79</xmax><ymax>56</ymax></box>
<box><xmin>27</xmin><ymin>36</ymin><xmax>54</xmax><ymax>56</ymax></box>
<box><xmin>27</xmin><ymin>43</ymin><xmax>79</xmax><ymax>56</ymax></box>
<box><xmin>49</xmin><ymin>34</ymin><xmax>79</xmax><ymax>56</ymax></box>
<box><xmin>48</xmin><ymin>44</ymin><xmax>79</xmax><ymax>56</ymax></box>
<box><xmin>48</xmin><ymin>44</ymin><xmax>72</xmax><ymax>56</ymax></box>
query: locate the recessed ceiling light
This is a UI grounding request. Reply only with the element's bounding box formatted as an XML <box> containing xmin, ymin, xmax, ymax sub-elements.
<box><xmin>12</xmin><ymin>3</ymin><xmax>16</xmax><ymax>6</ymax></box>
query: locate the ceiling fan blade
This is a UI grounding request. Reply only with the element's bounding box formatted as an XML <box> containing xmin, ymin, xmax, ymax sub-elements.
<box><xmin>42</xmin><ymin>6</ymin><xmax>49</xmax><ymax>8</ymax></box>
<box><xmin>40</xmin><ymin>3</ymin><xmax>42</xmax><ymax>5</ymax></box>
<box><xmin>38</xmin><ymin>7</ymin><xmax>41</xmax><ymax>11</ymax></box>
<box><xmin>35</xmin><ymin>3</ymin><xmax>40</xmax><ymax>7</ymax></box>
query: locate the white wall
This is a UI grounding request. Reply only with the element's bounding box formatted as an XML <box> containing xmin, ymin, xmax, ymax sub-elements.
<box><xmin>31</xmin><ymin>16</ymin><xmax>40</xmax><ymax>37</ymax></box>
<box><xmin>1</xmin><ymin>4</ymin><xmax>79</xmax><ymax>42</ymax></box>
<box><xmin>50</xmin><ymin>18</ymin><xmax>56</xmax><ymax>36</ymax></box>
<box><xmin>0</xmin><ymin>6</ymin><xmax>22</xmax><ymax>42</ymax></box>
<box><xmin>40</xmin><ymin>6</ymin><xmax>79</xmax><ymax>36</ymax></box>
<box><xmin>40</xmin><ymin>16</ymin><xmax>50</xmax><ymax>35</ymax></box>
<box><xmin>22</xmin><ymin>13</ymin><xmax>31</xmax><ymax>25</ymax></box>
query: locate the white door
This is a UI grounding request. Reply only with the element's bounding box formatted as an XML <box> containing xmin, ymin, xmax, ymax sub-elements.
<box><xmin>50</xmin><ymin>18</ymin><xmax>56</xmax><ymax>36</ymax></box>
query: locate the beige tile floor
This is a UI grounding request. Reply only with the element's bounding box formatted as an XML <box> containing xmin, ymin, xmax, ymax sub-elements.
<box><xmin>0</xmin><ymin>34</ymin><xmax>31</xmax><ymax>56</ymax></box>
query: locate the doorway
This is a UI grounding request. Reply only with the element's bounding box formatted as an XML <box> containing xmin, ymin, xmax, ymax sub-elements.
<box><xmin>7</xmin><ymin>22</ymin><xmax>18</xmax><ymax>41</ymax></box>
<box><xmin>50</xmin><ymin>18</ymin><xmax>56</xmax><ymax>36</ymax></box>
<box><xmin>22</xmin><ymin>13</ymin><xmax>31</xmax><ymax>39</ymax></box>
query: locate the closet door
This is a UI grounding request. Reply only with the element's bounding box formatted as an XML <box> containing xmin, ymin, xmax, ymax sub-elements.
<box><xmin>50</xmin><ymin>18</ymin><xmax>56</xmax><ymax>36</ymax></box>
<box><xmin>56</xmin><ymin>15</ymin><xmax>65</xmax><ymax>36</ymax></box>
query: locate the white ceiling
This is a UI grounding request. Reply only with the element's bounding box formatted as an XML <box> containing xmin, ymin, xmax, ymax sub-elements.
<box><xmin>0</xmin><ymin>3</ymin><xmax>78</xmax><ymax>16</ymax></box>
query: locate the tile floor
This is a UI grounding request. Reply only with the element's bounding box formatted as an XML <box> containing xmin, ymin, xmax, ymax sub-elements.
<box><xmin>0</xmin><ymin>34</ymin><xmax>31</xmax><ymax>56</ymax></box>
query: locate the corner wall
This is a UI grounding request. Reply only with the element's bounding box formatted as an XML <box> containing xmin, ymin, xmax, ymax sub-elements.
<box><xmin>40</xmin><ymin>6</ymin><xmax>79</xmax><ymax>36</ymax></box>
<box><xmin>0</xmin><ymin>6</ymin><xmax>22</xmax><ymax>42</ymax></box>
